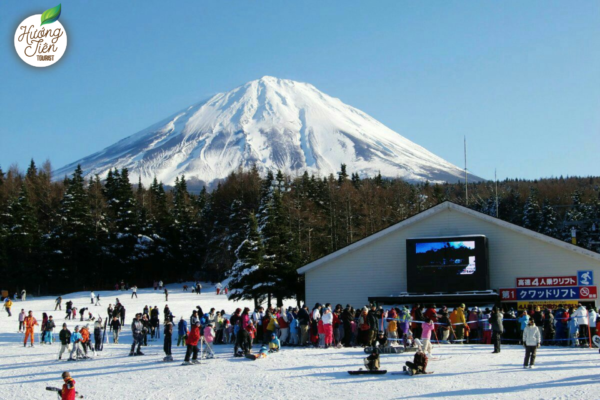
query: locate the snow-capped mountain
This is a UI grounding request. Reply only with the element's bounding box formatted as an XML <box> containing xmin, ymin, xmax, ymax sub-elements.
<box><xmin>55</xmin><ymin>76</ymin><xmax>482</xmax><ymax>188</ymax></box>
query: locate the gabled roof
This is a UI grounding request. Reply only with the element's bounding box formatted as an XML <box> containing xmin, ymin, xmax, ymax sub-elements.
<box><xmin>297</xmin><ymin>201</ymin><xmax>600</xmax><ymax>274</ymax></box>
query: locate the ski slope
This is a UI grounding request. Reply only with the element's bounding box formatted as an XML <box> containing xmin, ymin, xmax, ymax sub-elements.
<box><xmin>0</xmin><ymin>284</ymin><xmax>599</xmax><ymax>399</ymax></box>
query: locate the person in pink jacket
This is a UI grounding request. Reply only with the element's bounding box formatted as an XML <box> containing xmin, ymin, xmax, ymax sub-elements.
<box><xmin>420</xmin><ymin>319</ymin><xmax>435</xmax><ymax>356</ymax></box>
<box><xmin>203</xmin><ymin>324</ymin><xmax>216</xmax><ymax>359</ymax></box>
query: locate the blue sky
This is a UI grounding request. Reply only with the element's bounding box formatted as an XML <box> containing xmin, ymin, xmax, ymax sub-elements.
<box><xmin>1</xmin><ymin>1</ymin><xmax>598</xmax><ymax>180</ymax></box>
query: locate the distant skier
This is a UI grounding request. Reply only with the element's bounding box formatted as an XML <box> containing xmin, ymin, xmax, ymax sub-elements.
<box><xmin>131</xmin><ymin>285</ymin><xmax>138</xmax><ymax>299</ymax></box>
<box><xmin>65</xmin><ymin>301</ymin><xmax>73</xmax><ymax>320</ymax></box>
<box><xmin>4</xmin><ymin>296</ymin><xmax>13</xmax><ymax>316</ymax></box>
<box><xmin>23</xmin><ymin>310</ymin><xmax>38</xmax><ymax>347</ymax></box>
<box><xmin>216</xmin><ymin>282</ymin><xmax>222</xmax><ymax>295</ymax></box>
<box><xmin>164</xmin><ymin>288</ymin><xmax>169</xmax><ymax>302</ymax></box>
<box><xmin>90</xmin><ymin>292</ymin><xmax>95</xmax><ymax>305</ymax></box>
<box><xmin>55</xmin><ymin>296</ymin><xmax>62</xmax><ymax>311</ymax></box>
<box><xmin>21</xmin><ymin>289</ymin><xmax>26</xmax><ymax>301</ymax></box>
<box><xmin>95</xmin><ymin>293</ymin><xmax>101</xmax><ymax>306</ymax></box>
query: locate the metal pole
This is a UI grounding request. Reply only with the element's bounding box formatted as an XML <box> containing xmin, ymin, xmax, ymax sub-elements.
<box><xmin>464</xmin><ymin>136</ymin><xmax>468</xmax><ymax>206</ymax></box>
<box><xmin>495</xmin><ymin>168</ymin><xmax>499</xmax><ymax>218</ymax></box>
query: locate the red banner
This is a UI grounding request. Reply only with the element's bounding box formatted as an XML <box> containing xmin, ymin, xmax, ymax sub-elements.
<box><xmin>516</xmin><ymin>276</ymin><xmax>577</xmax><ymax>287</ymax></box>
<box><xmin>499</xmin><ymin>288</ymin><xmax>516</xmax><ymax>301</ymax></box>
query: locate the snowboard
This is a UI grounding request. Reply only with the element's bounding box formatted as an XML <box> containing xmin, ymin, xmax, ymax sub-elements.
<box><xmin>46</xmin><ymin>386</ymin><xmax>84</xmax><ymax>398</ymax></box>
<box><xmin>592</xmin><ymin>335</ymin><xmax>600</xmax><ymax>348</ymax></box>
<box><xmin>348</xmin><ymin>369</ymin><xmax>387</xmax><ymax>375</ymax></box>
<box><xmin>391</xmin><ymin>370</ymin><xmax>434</xmax><ymax>375</ymax></box>
<box><xmin>363</xmin><ymin>346</ymin><xmax>405</xmax><ymax>354</ymax></box>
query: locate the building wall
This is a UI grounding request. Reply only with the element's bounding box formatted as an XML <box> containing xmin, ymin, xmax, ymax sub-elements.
<box><xmin>304</xmin><ymin>207</ymin><xmax>600</xmax><ymax>308</ymax></box>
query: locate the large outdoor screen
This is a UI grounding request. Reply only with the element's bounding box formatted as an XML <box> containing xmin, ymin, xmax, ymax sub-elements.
<box><xmin>406</xmin><ymin>235</ymin><xmax>489</xmax><ymax>293</ymax></box>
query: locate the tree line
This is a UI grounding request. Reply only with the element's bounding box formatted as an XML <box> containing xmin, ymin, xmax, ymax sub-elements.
<box><xmin>0</xmin><ymin>160</ymin><xmax>599</xmax><ymax>302</ymax></box>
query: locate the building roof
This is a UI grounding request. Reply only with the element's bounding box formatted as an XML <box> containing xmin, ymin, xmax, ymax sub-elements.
<box><xmin>297</xmin><ymin>201</ymin><xmax>600</xmax><ymax>275</ymax></box>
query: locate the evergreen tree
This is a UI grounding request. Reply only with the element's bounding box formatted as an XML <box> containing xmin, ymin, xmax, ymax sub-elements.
<box><xmin>539</xmin><ymin>199</ymin><xmax>559</xmax><ymax>238</ymax></box>
<box><xmin>229</xmin><ymin>213</ymin><xmax>265</xmax><ymax>306</ymax></box>
<box><xmin>523</xmin><ymin>189</ymin><xmax>542</xmax><ymax>231</ymax></box>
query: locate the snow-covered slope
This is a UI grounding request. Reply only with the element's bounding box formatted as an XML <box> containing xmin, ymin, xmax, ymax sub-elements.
<box><xmin>55</xmin><ymin>76</ymin><xmax>482</xmax><ymax>187</ymax></box>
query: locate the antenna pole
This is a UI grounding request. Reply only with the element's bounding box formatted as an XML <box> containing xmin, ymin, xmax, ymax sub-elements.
<box><xmin>495</xmin><ymin>168</ymin><xmax>499</xmax><ymax>218</ymax></box>
<box><xmin>464</xmin><ymin>136</ymin><xmax>468</xmax><ymax>206</ymax></box>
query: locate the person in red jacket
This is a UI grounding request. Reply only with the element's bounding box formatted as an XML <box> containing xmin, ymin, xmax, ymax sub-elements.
<box><xmin>60</xmin><ymin>371</ymin><xmax>76</xmax><ymax>400</ymax></box>
<box><xmin>424</xmin><ymin>305</ymin><xmax>438</xmax><ymax>323</ymax></box>
<box><xmin>183</xmin><ymin>321</ymin><xmax>201</xmax><ymax>365</ymax></box>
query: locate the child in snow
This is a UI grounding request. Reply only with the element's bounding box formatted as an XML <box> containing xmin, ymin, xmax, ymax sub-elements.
<box><xmin>246</xmin><ymin>321</ymin><xmax>257</xmax><ymax>344</ymax></box>
<box><xmin>405</xmin><ymin>350</ymin><xmax>429</xmax><ymax>375</ymax></box>
<box><xmin>269</xmin><ymin>332</ymin><xmax>280</xmax><ymax>352</ymax></box>
<box><xmin>365</xmin><ymin>348</ymin><xmax>380</xmax><ymax>371</ymax></box>
<box><xmin>225</xmin><ymin>319</ymin><xmax>233</xmax><ymax>343</ymax></box>
<box><xmin>317</xmin><ymin>319</ymin><xmax>325</xmax><ymax>348</ymax></box>
<box><xmin>203</xmin><ymin>324</ymin><xmax>216</xmax><ymax>359</ymax></box>
<box><xmin>247</xmin><ymin>345</ymin><xmax>269</xmax><ymax>360</ymax></box>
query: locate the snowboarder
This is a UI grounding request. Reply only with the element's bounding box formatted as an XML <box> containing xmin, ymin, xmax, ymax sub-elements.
<box><xmin>405</xmin><ymin>349</ymin><xmax>431</xmax><ymax>375</ymax></box>
<box><xmin>129</xmin><ymin>313</ymin><xmax>145</xmax><ymax>356</ymax></box>
<box><xmin>523</xmin><ymin>317</ymin><xmax>541</xmax><ymax>368</ymax></box>
<box><xmin>365</xmin><ymin>347</ymin><xmax>380</xmax><ymax>371</ymax></box>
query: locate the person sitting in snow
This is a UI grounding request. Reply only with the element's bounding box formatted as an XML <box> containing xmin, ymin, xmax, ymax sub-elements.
<box><xmin>404</xmin><ymin>349</ymin><xmax>429</xmax><ymax>375</ymax></box>
<box><xmin>269</xmin><ymin>332</ymin><xmax>280</xmax><ymax>352</ymax></box>
<box><xmin>365</xmin><ymin>347</ymin><xmax>380</xmax><ymax>371</ymax></box>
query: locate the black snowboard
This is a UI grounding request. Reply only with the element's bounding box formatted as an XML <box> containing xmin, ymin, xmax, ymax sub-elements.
<box><xmin>364</xmin><ymin>346</ymin><xmax>405</xmax><ymax>354</ymax></box>
<box><xmin>348</xmin><ymin>370</ymin><xmax>387</xmax><ymax>375</ymax></box>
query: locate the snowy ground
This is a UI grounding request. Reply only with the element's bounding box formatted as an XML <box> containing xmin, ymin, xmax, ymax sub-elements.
<box><xmin>1</xmin><ymin>284</ymin><xmax>600</xmax><ymax>400</ymax></box>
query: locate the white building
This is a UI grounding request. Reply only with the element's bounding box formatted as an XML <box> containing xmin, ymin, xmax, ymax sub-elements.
<box><xmin>297</xmin><ymin>202</ymin><xmax>600</xmax><ymax>309</ymax></box>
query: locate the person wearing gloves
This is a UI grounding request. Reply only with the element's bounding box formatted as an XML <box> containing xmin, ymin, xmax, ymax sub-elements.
<box><xmin>58</xmin><ymin>323</ymin><xmax>72</xmax><ymax>360</ymax></box>
<box><xmin>523</xmin><ymin>317</ymin><xmax>541</xmax><ymax>368</ymax></box>
<box><xmin>129</xmin><ymin>313</ymin><xmax>145</xmax><ymax>356</ymax></box>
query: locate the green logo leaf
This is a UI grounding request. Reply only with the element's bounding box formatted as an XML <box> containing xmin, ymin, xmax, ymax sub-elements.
<box><xmin>41</xmin><ymin>4</ymin><xmax>61</xmax><ymax>26</ymax></box>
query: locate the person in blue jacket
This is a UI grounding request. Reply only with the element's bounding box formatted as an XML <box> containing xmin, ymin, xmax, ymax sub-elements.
<box><xmin>269</xmin><ymin>332</ymin><xmax>281</xmax><ymax>352</ymax></box>
<box><xmin>177</xmin><ymin>317</ymin><xmax>188</xmax><ymax>346</ymax></box>
<box><xmin>69</xmin><ymin>326</ymin><xmax>86</xmax><ymax>361</ymax></box>
<box><xmin>517</xmin><ymin>311</ymin><xmax>530</xmax><ymax>345</ymax></box>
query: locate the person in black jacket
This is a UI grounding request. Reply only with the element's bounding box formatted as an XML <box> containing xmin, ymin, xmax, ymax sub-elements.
<box><xmin>342</xmin><ymin>305</ymin><xmax>354</xmax><ymax>347</ymax></box>
<box><xmin>297</xmin><ymin>305</ymin><xmax>310</xmax><ymax>346</ymax></box>
<box><xmin>163</xmin><ymin>321</ymin><xmax>173</xmax><ymax>361</ymax></box>
<box><xmin>234</xmin><ymin>327</ymin><xmax>252</xmax><ymax>356</ymax></box>
<box><xmin>490</xmin><ymin>307</ymin><xmax>504</xmax><ymax>354</ymax></box>
<box><xmin>367</xmin><ymin>305</ymin><xmax>379</xmax><ymax>346</ymax></box>
<box><xmin>58</xmin><ymin>323</ymin><xmax>71</xmax><ymax>360</ymax></box>
<box><xmin>44</xmin><ymin>316</ymin><xmax>56</xmax><ymax>344</ymax></box>
<box><xmin>110</xmin><ymin>316</ymin><xmax>121</xmax><ymax>343</ymax></box>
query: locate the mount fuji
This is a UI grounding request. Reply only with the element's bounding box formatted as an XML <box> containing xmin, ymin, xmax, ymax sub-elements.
<box><xmin>55</xmin><ymin>76</ymin><xmax>482</xmax><ymax>188</ymax></box>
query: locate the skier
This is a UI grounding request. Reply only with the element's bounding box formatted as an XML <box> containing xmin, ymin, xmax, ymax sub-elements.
<box><xmin>164</xmin><ymin>288</ymin><xmax>168</xmax><ymax>302</ymax></box>
<box><xmin>95</xmin><ymin>293</ymin><xmax>101</xmax><ymax>306</ymax></box>
<box><xmin>159</xmin><ymin>280</ymin><xmax>163</xmax><ymax>290</ymax></box>
<box><xmin>79</xmin><ymin>307</ymin><xmax>87</xmax><ymax>322</ymax></box>
<box><xmin>131</xmin><ymin>285</ymin><xmax>138</xmax><ymax>299</ymax></box>
<box><xmin>65</xmin><ymin>301</ymin><xmax>73</xmax><ymax>320</ymax></box>
<box><xmin>79</xmin><ymin>325</ymin><xmax>94</xmax><ymax>357</ymax></box>
<box><xmin>23</xmin><ymin>310</ymin><xmax>38</xmax><ymax>347</ymax></box>
<box><xmin>90</xmin><ymin>292</ymin><xmax>95</xmax><ymax>305</ymax></box>
<box><xmin>216</xmin><ymin>282</ymin><xmax>222</xmax><ymax>295</ymax></box>
<box><xmin>196</xmin><ymin>282</ymin><xmax>202</xmax><ymax>295</ymax></box>
<box><xmin>55</xmin><ymin>296</ymin><xmax>62</xmax><ymax>311</ymax></box>
<box><xmin>203</xmin><ymin>323</ymin><xmax>216</xmax><ymax>359</ymax></box>
<box><xmin>21</xmin><ymin>289</ymin><xmax>26</xmax><ymax>301</ymax></box>
<box><xmin>129</xmin><ymin>313</ymin><xmax>145</xmax><ymax>356</ymax></box>
<box><xmin>59</xmin><ymin>371</ymin><xmax>77</xmax><ymax>400</ymax></box>
<box><xmin>183</xmin><ymin>321</ymin><xmax>201</xmax><ymax>365</ymax></box>
<box><xmin>110</xmin><ymin>316</ymin><xmax>121</xmax><ymax>344</ymax></box>
<box><xmin>163</xmin><ymin>320</ymin><xmax>173</xmax><ymax>361</ymax></box>
<box><xmin>404</xmin><ymin>349</ymin><xmax>430</xmax><ymax>375</ymax></box>
<box><xmin>523</xmin><ymin>317</ymin><xmax>541</xmax><ymax>368</ymax></box>
<box><xmin>18</xmin><ymin>309</ymin><xmax>25</xmax><ymax>333</ymax></box>
<box><xmin>69</xmin><ymin>326</ymin><xmax>86</xmax><ymax>361</ymax></box>
<box><xmin>58</xmin><ymin>323</ymin><xmax>72</xmax><ymax>360</ymax></box>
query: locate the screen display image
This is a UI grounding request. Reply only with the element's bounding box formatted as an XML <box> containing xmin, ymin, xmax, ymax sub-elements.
<box><xmin>415</xmin><ymin>241</ymin><xmax>476</xmax><ymax>275</ymax></box>
<box><xmin>407</xmin><ymin>236</ymin><xmax>489</xmax><ymax>293</ymax></box>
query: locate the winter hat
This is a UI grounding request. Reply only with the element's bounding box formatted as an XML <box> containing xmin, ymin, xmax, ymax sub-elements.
<box><xmin>272</xmin><ymin>333</ymin><xmax>277</xmax><ymax>337</ymax></box>
<box><xmin>362</xmin><ymin>306</ymin><xmax>368</xmax><ymax>312</ymax></box>
<box><xmin>460</xmin><ymin>304</ymin><xmax>465</xmax><ymax>309</ymax></box>
<box><xmin>74</xmin><ymin>325</ymin><xmax>79</xmax><ymax>330</ymax></box>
